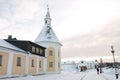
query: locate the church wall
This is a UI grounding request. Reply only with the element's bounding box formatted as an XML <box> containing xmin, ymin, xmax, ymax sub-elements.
<box><xmin>34</xmin><ymin>6</ymin><xmax>62</xmax><ymax>73</ymax></box>
<box><xmin>37</xmin><ymin>42</ymin><xmax>61</xmax><ymax>73</ymax></box>
<box><xmin>47</xmin><ymin>47</ymin><xmax>55</xmax><ymax>72</ymax></box>
<box><xmin>58</xmin><ymin>48</ymin><xmax>61</xmax><ymax>72</ymax></box>
<box><xmin>0</xmin><ymin>51</ymin><xmax>9</xmax><ymax>75</ymax></box>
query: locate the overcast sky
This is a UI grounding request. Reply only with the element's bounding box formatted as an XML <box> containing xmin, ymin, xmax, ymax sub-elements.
<box><xmin>0</xmin><ymin>0</ymin><xmax>120</xmax><ymax>62</ymax></box>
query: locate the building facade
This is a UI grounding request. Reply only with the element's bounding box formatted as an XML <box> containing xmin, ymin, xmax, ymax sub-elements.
<box><xmin>0</xmin><ymin>7</ymin><xmax>62</xmax><ymax>78</ymax></box>
<box><xmin>77</xmin><ymin>60</ymin><xmax>99</xmax><ymax>71</ymax></box>
<box><xmin>0</xmin><ymin>38</ymin><xmax>46</xmax><ymax>78</ymax></box>
<box><xmin>35</xmin><ymin>7</ymin><xmax>62</xmax><ymax>73</ymax></box>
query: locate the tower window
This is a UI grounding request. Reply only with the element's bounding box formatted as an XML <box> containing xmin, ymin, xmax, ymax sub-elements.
<box><xmin>49</xmin><ymin>62</ymin><xmax>53</xmax><ymax>68</ymax></box>
<box><xmin>17</xmin><ymin>57</ymin><xmax>21</xmax><ymax>66</ymax></box>
<box><xmin>45</xmin><ymin>20</ymin><xmax>47</xmax><ymax>24</ymax></box>
<box><xmin>32</xmin><ymin>59</ymin><xmax>34</xmax><ymax>67</ymax></box>
<box><xmin>49</xmin><ymin>50</ymin><xmax>53</xmax><ymax>56</ymax></box>
<box><xmin>0</xmin><ymin>55</ymin><xmax>3</xmax><ymax>66</ymax></box>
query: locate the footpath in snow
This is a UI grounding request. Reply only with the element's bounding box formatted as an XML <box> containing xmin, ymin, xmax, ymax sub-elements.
<box><xmin>82</xmin><ymin>69</ymin><xmax>120</xmax><ymax>80</ymax></box>
<box><xmin>82</xmin><ymin>70</ymin><xmax>106</xmax><ymax>80</ymax></box>
<box><xmin>0</xmin><ymin>69</ymin><xmax>119</xmax><ymax>80</ymax></box>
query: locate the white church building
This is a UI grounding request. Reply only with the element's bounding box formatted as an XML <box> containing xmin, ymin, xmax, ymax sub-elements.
<box><xmin>35</xmin><ymin>6</ymin><xmax>62</xmax><ymax>73</ymax></box>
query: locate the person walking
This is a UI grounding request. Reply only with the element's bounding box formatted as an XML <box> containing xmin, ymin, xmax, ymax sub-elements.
<box><xmin>96</xmin><ymin>66</ymin><xmax>99</xmax><ymax>74</ymax></box>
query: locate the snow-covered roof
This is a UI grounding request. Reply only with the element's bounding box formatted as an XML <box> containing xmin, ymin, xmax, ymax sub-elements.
<box><xmin>35</xmin><ymin>6</ymin><xmax>61</xmax><ymax>45</ymax></box>
<box><xmin>62</xmin><ymin>61</ymin><xmax>75</xmax><ymax>65</ymax></box>
<box><xmin>35</xmin><ymin>25</ymin><xmax>60</xmax><ymax>43</ymax></box>
<box><xmin>0</xmin><ymin>39</ymin><xmax>26</xmax><ymax>52</ymax></box>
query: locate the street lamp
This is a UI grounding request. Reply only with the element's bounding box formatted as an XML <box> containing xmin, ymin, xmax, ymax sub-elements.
<box><xmin>111</xmin><ymin>45</ymin><xmax>118</xmax><ymax>79</ymax></box>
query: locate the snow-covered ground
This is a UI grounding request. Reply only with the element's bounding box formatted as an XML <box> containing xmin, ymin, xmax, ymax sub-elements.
<box><xmin>0</xmin><ymin>67</ymin><xmax>120</xmax><ymax>80</ymax></box>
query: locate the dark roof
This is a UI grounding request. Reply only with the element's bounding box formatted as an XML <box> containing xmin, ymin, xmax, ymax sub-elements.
<box><xmin>5</xmin><ymin>39</ymin><xmax>46</xmax><ymax>49</ymax></box>
<box><xmin>5</xmin><ymin>39</ymin><xmax>46</xmax><ymax>57</ymax></box>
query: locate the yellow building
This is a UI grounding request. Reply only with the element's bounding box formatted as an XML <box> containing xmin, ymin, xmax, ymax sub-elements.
<box><xmin>0</xmin><ymin>39</ymin><xmax>26</xmax><ymax>77</ymax></box>
<box><xmin>0</xmin><ymin>39</ymin><xmax>46</xmax><ymax>78</ymax></box>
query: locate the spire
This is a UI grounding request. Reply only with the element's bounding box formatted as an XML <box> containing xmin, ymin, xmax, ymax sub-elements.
<box><xmin>35</xmin><ymin>5</ymin><xmax>62</xmax><ymax>46</ymax></box>
<box><xmin>46</xmin><ymin>5</ymin><xmax>50</xmax><ymax>18</ymax></box>
<box><xmin>44</xmin><ymin>5</ymin><xmax>51</xmax><ymax>26</ymax></box>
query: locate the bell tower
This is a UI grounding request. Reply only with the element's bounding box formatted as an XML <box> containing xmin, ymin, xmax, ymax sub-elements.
<box><xmin>35</xmin><ymin>6</ymin><xmax>62</xmax><ymax>73</ymax></box>
<box><xmin>44</xmin><ymin>5</ymin><xmax>51</xmax><ymax>26</ymax></box>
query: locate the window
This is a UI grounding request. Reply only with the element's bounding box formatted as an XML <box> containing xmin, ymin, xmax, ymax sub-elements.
<box><xmin>0</xmin><ymin>55</ymin><xmax>3</xmax><ymax>66</ymax></box>
<box><xmin>45</xmin><ymin>20</ymin><xmax>47</xmax><ymax>24</ymax></box>
<box><xmin>49</xmin><ymin>50</ymin><xmax>53</xmax><ymax>56</ymax></box>
<box><xmin>32</xmin><ymin>59</ymin><xmax>34</xmax><ymax>67</ymax></box>
<box><xmin>40</xmin><ymin>49</ymin><xmax>43</xmax><ymax>54</ymax></box>
<box><xmin>17</xmin><ymin>57</ymin><xmax>21</xmax><ymax>66</ymax></box>
<box><xmin>32</xmin><ymin>46</ymin><xmax>35</xmax><ymax>52</ymax></box>
<box><xmin>58</xmin><ymin>62</ymin><xmax>60</xmax><ymax>68</ymax></box>
<box><xmin>81</xmin><ymin>61</ymin><xmax>84</xmax><ymax>63</ymax></box>
<box><xmin>36</xmin><ymin>48</ymin><xmax>39</xmax><ymax>53</ymax></box>
<box><xmin>49</xmin><ymin>62</ymin><xmax>53</xmax><ymax>68</ymax></box>
<box><xmin>39</xmin><ymin>61</ymin><xmax>41</xmax><ymax>68</ymax></box>
<box><xmin>58</xmin><ymin>51</ymin><xmax>60</xmax><ymax>57</ymax></box>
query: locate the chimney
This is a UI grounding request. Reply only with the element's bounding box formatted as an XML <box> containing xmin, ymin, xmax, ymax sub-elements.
<box><xmin>8</xmin><ymin>35</ymin><xmax>12</xmax><ymax>40</ymax></box>
<box><xmin>7</xmin><ymin>35</ymin><xmax>17</xmax><ymax>40</ymax></box>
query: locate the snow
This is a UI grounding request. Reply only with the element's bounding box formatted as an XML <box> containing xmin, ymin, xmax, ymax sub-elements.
<box><xmin>61</xmin><ymin>64</ymin><xmax>76</xmax><ymax>72</ymax></box>
<box><xmin>1</xmin><ymin>66</ymin><xmax>120</xmax><ymax>80</ymax></box>
<box><xmin>0</xmin><ymin>39</ymin><xmax>25</xmax><ymax>52</ymax></box>
<box><xmin>35</xmin><ymin>25</ymin><xmax>60</xmax><ymax>43</ymax></box>
<box><xmin>35</xmin><ymin>7</ymin><xmax>61</xmax><ymax>44</ymax></box>
<box><xmin>101</xmin><ymin>68</ymin><xmax>120</xmax><ymax>80</ymax></box>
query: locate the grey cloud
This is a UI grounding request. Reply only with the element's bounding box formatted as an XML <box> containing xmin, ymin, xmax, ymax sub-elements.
<box><xmin>61</xmin><ymin>19</ymin><xmax>120</xmax><ymax>59</ymax></box>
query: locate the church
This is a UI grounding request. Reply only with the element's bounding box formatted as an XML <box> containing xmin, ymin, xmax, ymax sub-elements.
<box><xmin>35</xmin><ymin>6</ymin><xmax>62</xmax><ymax>73</ymax></box>
<box><xmin>0</xmin><ymin>7</ymin><xmax>62</xmax><ymax>78</ymax></box>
